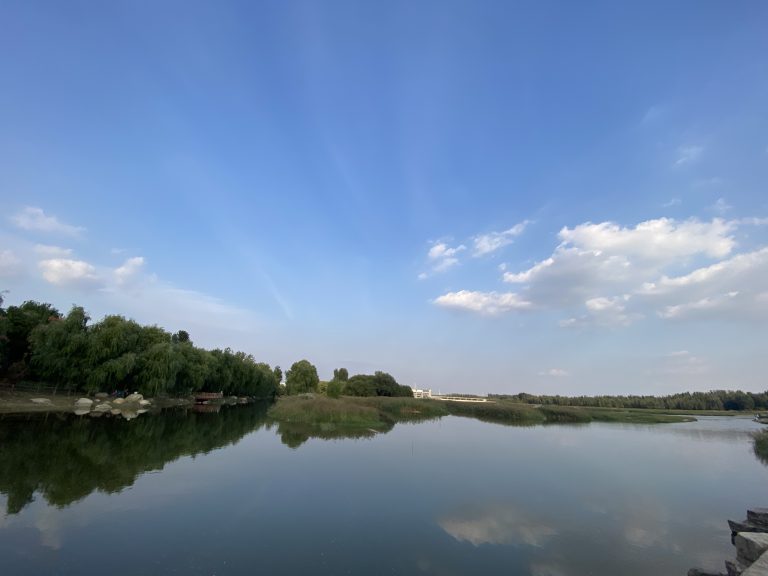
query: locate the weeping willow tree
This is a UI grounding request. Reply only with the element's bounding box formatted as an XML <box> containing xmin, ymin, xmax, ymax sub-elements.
<box><xmin>5</xmin><ymin>300</ymin><xmax>281</xmax><ymax>399</ymax></box>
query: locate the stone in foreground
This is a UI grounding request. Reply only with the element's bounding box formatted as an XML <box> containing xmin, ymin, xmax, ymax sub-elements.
<box><xmin>748</xmin><ymin>510</ymin><xmax>768</xmax><ymax>529</ymax></box>
<box><xmin>736</xmin><ymin>533</ymin><xmax>768</xmax><ymax>565</ymax></box>
<box><xmin>742</xmin><ymin>552</ymin><xmax>768</xmax><ymax>576</ymax></box>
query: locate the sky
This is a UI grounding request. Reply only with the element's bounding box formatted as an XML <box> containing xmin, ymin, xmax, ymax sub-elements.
<box><xmin>1</xmin><ymin>0</ymin><xmax>767</xmax><ymax>395</ymax></box>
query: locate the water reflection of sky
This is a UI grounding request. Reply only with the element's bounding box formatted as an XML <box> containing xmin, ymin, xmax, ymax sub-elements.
<box><xmin>0</xmin><ymin>414</ymin><xmax>766</xmax><ymax>575</ymax></box>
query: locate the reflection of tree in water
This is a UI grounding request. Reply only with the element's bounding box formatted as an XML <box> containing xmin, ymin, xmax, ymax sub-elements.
<box><xmin>268</xmin><ymin>420</ymin><xmax>392</xmax><ymax>449</ymax></box>
<box><xmin>0</xmin><ymin>404</ymin><xmax>271</xmax><ymax>515</ymax></box>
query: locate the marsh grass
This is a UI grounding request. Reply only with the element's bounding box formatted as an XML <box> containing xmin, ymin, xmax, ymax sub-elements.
<box><xmin>267</xmin><ymin>395</ymin><xmax>385</xmax><ymax>429</ymax></box>
<box><xmin>266</xmin><ymin>395</ymin><xmax>697</xmax><ymax>441</ymax></box>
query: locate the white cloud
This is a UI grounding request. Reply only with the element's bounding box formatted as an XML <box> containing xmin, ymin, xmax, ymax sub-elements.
<box><xmin>433</xmin><ymin>290</ymin><xmax>532</xmax><ymax>316</ymax></box>
<box><xmin>38</xmin><ymin>258</ymin><xmax>99</xmax><ymax>286</ymax></box>
<box><xmin>34</xmin><ymin>244</ymin><xmax>73</xmax><ymax>257</ymax></box>
<box><xmin>501</xmin><ymin>218</ymin><xmax>738</xmax><ymax>309</ymax></box>
<box><xmin>11</xmin><ymin>207</ymin><xmax>84</xmax><ymax>236</ymax></box>
<box><xmin>439</xmin><ymin>506</ymin><xmax>557</xmax><ymax>547</ymax></box>
<box><xmin>556</xmin><ymin>218</ymin><xmax>735</xmax><ymax>261</ymax></box>
<box><xmin>584</xmin><ymin>294</ymin><xmax>639</xmax><ymax>326</ymax></box>
<box><xmin>0</xmin><ymin>249</ymin><xmax>22</xmax><ymax>277</ymax></box>
<box><xmin>639</xmin><ymin>247</ymin><xmax>768</xmax><ymax>320</ymax></box>
<box><xmin>658</xmin><ymin>291</ymin><xmax>742</xmax><ymax>320</ymax></box>
<box><xmin>538</xmin><ymin>368</ymin><xmax>568</xmax><ymax>377</ymax></box>
<box><xmin>420</xmin><ymin>242</ymin><xmax>466</xmax><ymax>278</ymax></box>
<box><xmin>114</xmin><ymin>256</ymin><xmax>145</xmax><ymax>286</ymax></box>
<box><xmin>662</xmin><ymin>198</ymin><xmax>681</xmax><ymax>208</ymax></box>
<box><xmin>674</xmin><ymin>145</ymin><xmax>704</xmax><ymax>166</ymax></box>
<box><xmin>436</xmin><ymin>215</ymin><xmax>768</xmax><ymax>325</ymax></box>
<box><xmin>473</xmin><ymin>221</ymin><xmax>529</xmax><ymax>257</ymax></box>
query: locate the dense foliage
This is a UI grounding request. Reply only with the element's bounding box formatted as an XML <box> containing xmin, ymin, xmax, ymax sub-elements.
<box><xmin>342</xmin><ymin>371</ymin><xmax>413</xmax><ymax>397</ymax></box>
<box><xmin>493</xmin><ymin>390</ymin><xmax>768</xmax><ymax>411</ymax></box>
<box><xmin>0</xmin><ymin>299</ymin><xmax>279</xmax><ymax>398</ymax></box>
<box><xmin>285</xmin><ymin>359</ymin><xmax>319</xmax><ymax>395</ymax></box>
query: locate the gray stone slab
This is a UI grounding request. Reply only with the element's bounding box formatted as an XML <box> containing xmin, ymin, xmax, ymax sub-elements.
<box><xmin>748</xmin><ymin>509</ymin><xmax>768</xmax><ymax>528</ymax></box>
<box><xmin>741</xmin><ymin>551</ymin><xmax>768</xmax><ymax>576</ymax></box>
<box><xmin>737</xmin><ymin>533</ymin><xmax>768</xmax><ymax>564</ymax></box>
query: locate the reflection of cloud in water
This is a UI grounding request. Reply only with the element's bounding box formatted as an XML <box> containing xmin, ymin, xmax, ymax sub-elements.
<box><xmin>439</xmin><ymin>505</ymin><xmax>556</xmax><ymax>547</ymax></box>
<box><xmin>35</xmin><ymin>507</ymin><xmax>63</xmax><ymax>550</ymax></box>
<box><xmin>622</xmin><ymin>497</ymin><xmax>669</xmax><ymax>549</ymax></box>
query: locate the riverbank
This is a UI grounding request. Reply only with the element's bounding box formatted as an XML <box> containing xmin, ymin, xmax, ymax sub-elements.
<box><xmin>0</xmin><ymin>389</ymin><xmax>195</xmax><ymax>416</ymax></box>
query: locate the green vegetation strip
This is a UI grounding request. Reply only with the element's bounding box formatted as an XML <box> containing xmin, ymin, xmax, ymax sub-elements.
<box><xmin>267</xmin><ymin>396</ymin><xmax>695</xmax><ymax>432</ymax></box>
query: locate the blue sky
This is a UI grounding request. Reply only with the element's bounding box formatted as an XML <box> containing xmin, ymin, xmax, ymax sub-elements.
<box><xmin>1</xmin><ymin>0</ymin><xmax>767</xmax><ymax>394</ymax></box>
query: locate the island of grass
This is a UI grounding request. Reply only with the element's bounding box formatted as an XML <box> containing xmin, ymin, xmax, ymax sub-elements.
<box><xmin>267</xmin><ymin>395</ymin><xmax>696</xmax><ymax>434</ymax></box>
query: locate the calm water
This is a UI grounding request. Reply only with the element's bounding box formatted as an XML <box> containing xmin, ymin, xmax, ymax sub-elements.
<box><xmin>1</xmin><ymin>407</ymin><xmax>766</xmax><ymax>576</ymax></box>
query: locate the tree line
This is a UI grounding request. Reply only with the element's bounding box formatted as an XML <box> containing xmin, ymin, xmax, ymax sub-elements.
<box><xmin>492</xmin><ymin>390</ymin><xmax>768</xmax><ymax>411</ymax></box>
<box><xmin>0</xmin><ymin>298</ymin><xmax>280</xmax><ymax>398</ymax></box>
<box><xmin>283</xmin><ymin>360</ymin><xmax>412</xmax><ymax>398</ymax></box>
<box><xmin>0</xmin><ymin>296</ymin><xmax>413</xmax><ymax>400</ymax></box>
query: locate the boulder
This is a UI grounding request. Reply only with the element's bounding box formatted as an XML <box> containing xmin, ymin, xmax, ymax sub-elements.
<box><xmin>74</xmin><ymin>408</ymin><xmax>90</xmax><ymax>416</ymax></box>
<box><xmin>30</xmin><ymin>398</ymin><xmax>52</xmax><ymax>405</ymax></box>
<box><xmin>95</xmin><ymin>392</ymin><xmax>109</xmax><ymax>399</ymax></box>
<box><xmin>747</xmin><ymin>509</ymin><xmax>768</xmax><ymax>529</ymax></box>
<box><xmin>113</xmin><ymin>398</ymin><xmax>125</xmax><ymax>405</ymax></box>
<box><xmin>74</xmin><ymin>398</ymin><xmax>93</xmax><ymax>408</ymax></box>
<box><xmin>93</xmin><ymin>403</ymin><xmax>112</xmax><ymax>413</ymax></box>
<box><xmin>736</xmin><ymin>533</ymin><xmax>768</xmax><ymax>565</ymax></box>
<box><xmin>139</xmin><ymin>399</ymin><xmax>151</xmax><ymax>407</ymax></box>
<box><xmin>110</xmin><ymin>409</ymin><xmax>121</xmax><ymax>415</ymax></box>
<box><xmin>742</xmin><ymin>552</ymin><xmax>768</xmax><ymax>576</ymax></box>
<box><xmin>730</xmin><ymin>520</ymin><xmax>768</xmax><ymax>534</ymax></box>
<box><xmin>726</xmin><ymin>559</ymin><xmax>749</xmax><ymax>576</ymax></box>
<box><xmin>125</xmin><ymin>393</ymin><xmax>143</xmax><ymax>403</ymax></box>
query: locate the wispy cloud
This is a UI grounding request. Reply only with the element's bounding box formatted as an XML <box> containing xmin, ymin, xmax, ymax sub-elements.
<box><xmin>674</xmin><ymin>145</ymin><xmax>704</xmax><ymax>167</ymax></box>
<box><xmin>433</xmin><ymin>290</ymin><xmax>532</xmax><ymax>316</ymax></box>
<box><xmin>419</xmin><ymin>241</ymin><xmax>466</xmax><ymax>278</ymax></box>
<box><xmin>11</xmin><ymin>207</ymin><xmax>85</xmax><ymax>236</ymax></box>
<box><xmin>0</xmin><ymin>249</ymin><xmax>22</xmax><ymax>277</ymax></box>
<box><xmin>710</xmin><ymin>197</ymin><xmax>732</xmax><ymax>214</ymax></box>
<box><xmin>34</xmin><ymin>244</ymin><xmax>73</xmax><ymax>257</ymax></box>
<box><xmin>473</xmin><ymin>221</ymin><xmax>530</xmax><ymax>257</ymax></box>
<box><xmin>660</xmin><ymin>350</ymin><xmax>708</xmax><ymax>375</ymax></box>
<box><xmin>538</xmin><ymin>368</ymin><xmax>568</xmax><ymax>377</ymax></box>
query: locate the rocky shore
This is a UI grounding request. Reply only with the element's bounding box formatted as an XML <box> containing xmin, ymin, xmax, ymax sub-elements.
<box><xmin>689</xmin><ymin>508</ymin><xmax>768</xmax><ymax>576</ymax></box>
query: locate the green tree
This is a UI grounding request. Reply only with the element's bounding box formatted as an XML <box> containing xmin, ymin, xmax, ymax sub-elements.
<box><xmin>285</xmin><ymin>360</ymin><xmax>319</xmax><ymax>395</ymax></box>
<box><xmin>327</xmin><ymin>379</ymin><xmax>343</xmax><ymax>398</ymax></box>
<box><xmin>4</xmin><ymin>300</ymin><xmax>60</xmax><ymax>376</ymax></box>
<box><xmin>29</xmin><ymin>306</ymin><xmax>91</xmax><ymax>393</ymax></box>
<box><xmin>273</xmin><ymin>365</ymin><xmax>283</xmax><ymax>385</ymax></box>
<box><xmin>332</xmin><ymin>367</ymin><xmax>349</xmax><ymax>382</ymax></box>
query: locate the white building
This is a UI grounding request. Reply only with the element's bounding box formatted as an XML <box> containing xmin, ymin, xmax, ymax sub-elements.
<box><xmin>412</xmin><ymin>388</ymin><xmax>433</xmax><ymax>399</ymax></box>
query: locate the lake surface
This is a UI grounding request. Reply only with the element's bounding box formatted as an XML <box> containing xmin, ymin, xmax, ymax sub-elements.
<box><xmin>1</xmin><ymin>407</ymin><xmax>766</xmax><ymax>576</ymax></box>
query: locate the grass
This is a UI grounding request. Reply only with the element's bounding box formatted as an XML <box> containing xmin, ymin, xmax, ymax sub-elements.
<box><xmin>265</xmin><ymin>395</ymin><xmax>695</xmax><ymax>437</ymax></box>
<box><xmin>267</xmin><ymin>395</ymin><xmax>386</xmax><ymax>429</ymax></box>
